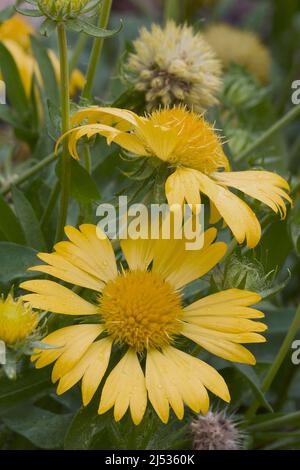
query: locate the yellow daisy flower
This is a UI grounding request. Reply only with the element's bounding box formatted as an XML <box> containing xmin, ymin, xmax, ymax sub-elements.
<box><xmin>0</xmin><ymin>294</ymin><xmax>38</xmax><ymax>346</ymax></box>
<box><xmin>0</xmin><ymin>14</ymin><xmax>34</xmax><ymax>51</ymax></box>
<box><xmin>21</xmin><ymin>223</ymin><xmax>267</xmax><ymax>424</ymax></box>
<box><xmin>203</xmin><ymin>23</ymin><xmax>272</xmax><ymax>85</ymax></box>
<box><xmin>57</xmin><ymin>106</ymin><xmax>291</xmax><ymax>248</ymax></box>
<box><xmin>125</xmin><ymin>21</ymin><xmax>222</xmax><ymax>112</ymax></box>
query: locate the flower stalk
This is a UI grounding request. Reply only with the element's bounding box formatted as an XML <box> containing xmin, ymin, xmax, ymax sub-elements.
<box><xmin>55</xmin><ymin>22</ymin><xmax>71</xmax><ymax>242</ymax></box>
<box><xmin>82</xmin><ymin>0</ymin><xmax>113</xmax><ymax>99</ymax></box>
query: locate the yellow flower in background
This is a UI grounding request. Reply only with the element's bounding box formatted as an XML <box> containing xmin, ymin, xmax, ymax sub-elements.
<box><xmin>21</xmin><ymin>223</ymin><xmax>267</xmax><ymax>424</ymax></box>
<box><xmin>0</xmin><ymin>40</ymin><xmax>84</xmax><ymax>99</ymax></box>
<box><xmin>0</xmin><ymin>14</ymin><xmax>34</xmax><ymax>51</ymax></box>
<box><xmin>203</xmin><ymin>23</ymin><xmax>271</xmax><ymax>84</ymax></box>
<box><xmin>58</xmin><ymin>106</ymin><xmax>291</xmax><ymax>248</ymax></box>
<box><xmin>0</xmin><ymin>294</ymin><xmax>38</xmax><ymax>346</ymax></box>
<box><xmin>125</xmin><ymin>21</ymin><xmax>222</xmax><ymax>112</ymax></box>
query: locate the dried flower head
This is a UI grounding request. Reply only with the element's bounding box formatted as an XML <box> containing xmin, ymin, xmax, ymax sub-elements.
<box><xmin>125</xmin><ymin>21</ymin><xmax>222</xmax><ymax>112</ymax></box>
<box><xmin>204</xmin><ymin>23</ymin><xmax>271</xmax><ymax>84</ymax></box>
<box><xmin>190</xmin><ymin>411</ymin><xmax>243</xmax><ymax>450</ymax></box>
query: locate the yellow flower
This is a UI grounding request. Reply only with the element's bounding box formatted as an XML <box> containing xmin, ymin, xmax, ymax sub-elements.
<box><xmin>58</xmin><ymin>106</ymin><xmax>291</xmax><ymax>248</ymax></box>
<box><xmin>0</xmin><ymin>15</ymin><xmax>34</xmax><ymax>51</ymax></box>
<box><xmin>21</xmin><ymin>223</ymin><xmax>267</xmax><ymax>424</ymax></box>
<box><xmin>125</xmin><ymin>21</ymin><xmax>222</xmax><ymax>112</ymax></box>
<box><xmin>0</xmin><ymin>40</ymin><xmax>84</xmax><ymax>99</ymax></box>
<box><xmin>203</xmin><ymin>23</ymin><xmax>271</xmax><ymax>84</ymax></box>
<box><xmin>0</xmin><ymin>294</ymin><xmax>38</xmax><ymax>346</ymax></box>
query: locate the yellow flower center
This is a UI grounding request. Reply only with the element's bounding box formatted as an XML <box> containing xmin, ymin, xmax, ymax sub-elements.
<box><xmin>139</xmin><ymin>108</ymin><xmax>229</xmax><ymax>173</ymax></box>
<box><xmin>0</xmin><ymin>296</ymin><xmax>38</xmax><ymax>345</ymax></box>
<box><xmin>99</xmin><ymin>270</ymin><xmax>183</xmax><ymax>352</ymax></box>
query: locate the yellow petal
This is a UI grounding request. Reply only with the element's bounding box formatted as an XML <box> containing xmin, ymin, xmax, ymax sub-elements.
<box><xmin>51</xmin><ymin>324</ymin><xmax>103</xmax><ymax>382</ymax></box>
<box><xmin>136</xmin><ymin>119</ymin><xmax>179</xmax><ymax>162</ymax></box>
<box><xmin>64</xmin><ymin>224</ymin><xmax>117</xmax><ymax>283</ymax></box>
<box><xmin>21</xmin><ymin>280</ymin><xmax>98</xmax><ymax>315</ymax></box>
<box><xmin>164</xmin><ymin>346</ymin><xmax>230</xmax><ymax>404</ymax></box>
<box><xmin>33</xmin><ymin>325</ymin><xmax>102</xmax><ymax>368</ymax></box>
<box><xmin>57</xmin><ymin>338</ymin><xmax>112</xmax><ymax>405</ymax></box>
<box><xmin>196</xmin><ymin>171</ymin><xmax>262</xmax><ymax>248</ymax></box>
<box><xmin>30</xmin><ymin>252</ymin><xmax>104</xmax><ymax>291</ymax></box>
<box><xmin>152</xmin><ymin>227</ymin><xmax>226</xmax><ymax>289</ymax></box>
<box><xmin>120</xmin><ymin>238</ymin><xmax>154</xmax><ymax>271</ymax></box>
<box><xmin>213</xmin><ymin>171</ymin><xmax>292</xmax><ymax>219</ymax></box>
<box><xmin>182</xmin><ymin>323</ymin><xmax>259</xmax><ymax>364</ymax></box>
<box><xmin>145</xmin><ymin>349</ymin><xmax>184</xmax><ymax>421</ymax></box>
<box><xmin>165</xmin><ymin>167</ymin><xmax>201</xmax><ymax>211</ymax></box>
<box><xmin>99</xmin><ymin>349</ymin><xmax>147</xmax><ymax>425</ymax></box>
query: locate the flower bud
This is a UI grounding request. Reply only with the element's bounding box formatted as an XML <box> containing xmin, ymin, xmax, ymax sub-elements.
<box><xmin>37</xmin><ymin>0</ymin><xmax>89</xmax><ymax>20</ymax></box>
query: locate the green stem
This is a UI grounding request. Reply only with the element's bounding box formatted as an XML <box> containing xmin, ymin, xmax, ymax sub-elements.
<box><xmin>164</xmin><ymin>0</ymin><xmax>180</xmax><ymax>22</ymax></box>
<box><xmin>55</xmin><ymin>23</ymin><xmax>71</xmax><ymax>243</ymax></box>
<box><xmin>0</xmin><ymin>152</ymin><xmax>56</xmax><ymax>196</ymax></box>
<box><xmin>246</xmin><ymin>302</ymin><xmax>300</xmax><ymax>421</ymax></box>
<box><xmin>236</xmin><ymin>103</ymin><xmax>300</xmax><ymax>162</ymax></box>
<box><xmin>248</xmin><ymin>411</ymin><xmax>300</xmax><ymax>432</ymax></box>
<box><xmin>82</xmin><ymin>0</ymin><xmax>113</xmax><ymax>99</ymax></box>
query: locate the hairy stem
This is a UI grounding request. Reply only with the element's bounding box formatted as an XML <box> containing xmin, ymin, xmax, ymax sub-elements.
<box><xmin>55</xmin><ymin>23</ymin><xmax>71</xmax><ymax>242</ymax></box>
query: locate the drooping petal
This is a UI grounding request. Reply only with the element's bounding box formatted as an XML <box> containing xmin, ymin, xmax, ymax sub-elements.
<box><xmin>212</xmin><ymin>171</ymin><xmax>292</xmax><ymax>219</ymax></box>
<box><xmin>21</xmin><ymin>280</ymin><xmax>98</xmax><ymax>315</ymax></box>
<box><xmin>165</xmin><ymin>167</ymin><xmax>201</xmax><ymax>210</ymax></box>
<box><xmin>57</xmin><ymin>338</ymin><xmax>112</xmax><ymax>405</ymax></box>
<box><xmin>99</xmin><ymin>349</ymin><xmax>147</xmax><ymax>425</ymax></box>
<box><xmin>71</xmin><ymin>107</ymin><xmax>140</xmax><ymax>129</ymax></box>
<box><xmin>195</xmin><ymin>170</ymin><xmax>262</xmax><ymax>248</ymax></box>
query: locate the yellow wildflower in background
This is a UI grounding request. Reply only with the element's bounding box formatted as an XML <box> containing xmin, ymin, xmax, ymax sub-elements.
<box><xmin>203</xmin><ymin>23</ymin><xmax>271</xmax><ymax>84</ymax></box>
<box><xmin>0</xmin><ymin>294</ymin><xmax>38</xmax><ymax>346</ymax></box>
<box><xmin>0</xmin><ymin>15</ymin><xmax>34</xmax><ymax>51</ymax></box>
<box><xmin>58</xmin><ymin>107</ymin><xmax>291</xmax><ymax>248</ymax></box>
<box><xmin>0</xmin><ymin>40</ymin><xmax>84</xmax><ymax>99</ymax></box>
<box><xmin>21</xmin><ymin>223</ymin><xmax>267</xmax><ymax>424</ymax></box>
<box><xmin>125</xmin><ymin>21</ymin><xmax>222</xmax><ymax>112</ymax></box>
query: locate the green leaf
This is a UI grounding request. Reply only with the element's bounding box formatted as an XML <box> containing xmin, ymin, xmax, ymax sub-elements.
<box><xmin>68</xmin><ymin>18</ymin><xmax>123</xmax><ymax>38</ymax></box>
<box><xmin>31</xmin><ymin>36</ymin><xmax>59</xmax><ymax>106</ymax></box>
<box><xmin>257</xmin><ymin>220</ymin><xmax>293</xmax><ymax>272</ymax></box>
<box><xmin>15</xmin><ymin>6</ymin><xmax>43</xmax><ymax>17</ymax></box>
<box><xmin>0</xmin><ymin>242</ymin><xmax>38</xmax><ymax>288</ymax></box>
<box><xmin>234</xmin><ymin>364</ymin><xmax>273</xmax><ymax>413</ymax></box>
<box><xmin>12</xmin><ymin>187</ymin><xmax>46</xmax><ymax>251</ymax></box>
<box><xmin>0</xmin><ymin>194</ymin><xmax>25</xmax><ymax>244</ymax></box>
<box><xmin>56</xmin><ymin>158</ymin><xmax>100</xmax><ymax>205</ymax></box>
<box><xmin>39</xmin><ymin>18</ymin><xmax>57</xmax><ymax>37</ymax></box>
<box><xmin>0</xmin><ymin>43</ymin><xmax>29</xmax><ymax>117</ymax></box>
<box><xmin>0</xmin><ymin>368</ymin><xmax>52</xmax><ymax>414</ymax></box>
<box><xmin>1</xmin><ymin>405</ymin><xmax>73</xmax><ymax>449</ymax></box>
<box><xmin>64</xmin><ymin>401</ymin><xmax>110</xmax><ymax>450</ymax></box>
